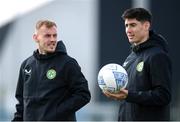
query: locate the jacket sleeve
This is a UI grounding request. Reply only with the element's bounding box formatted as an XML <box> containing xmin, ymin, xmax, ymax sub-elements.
<box><xmin>126</xmin><ymin>53</ymin><xmax>172</xmax><ymax>106</ymax></box>
<box><xmin>12</xmin><ymin>64</ymin><xmax>24</xmax><ymax>121</ymax></box>
<box><xmin>56</xmin><ymin>58</ymin><xmax>91</xmax><ymax>116</ymax></box>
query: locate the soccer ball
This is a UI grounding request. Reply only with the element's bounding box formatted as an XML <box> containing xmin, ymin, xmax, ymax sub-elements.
<box><xmin>98</xmin><ymin>63</ymin><xmax>128</xmax><ymax>93</ymax></box>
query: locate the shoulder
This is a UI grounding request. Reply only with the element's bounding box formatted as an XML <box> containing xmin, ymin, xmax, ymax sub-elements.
<box><xmin>65</xmin><ymin>56</ymin><xmax>79</xmax><ymax>67</ymax></box>
<box><xmin>143</xmin><ymin>46</ymin><xmax>169</xmax><ymax>59</ymax></box>
<box><xmin>145</xmin><ymin>50</ymin><xmax>171</xmax><ymax>69</ymax></box>
<box><xmin>20</xmin><ymin>55</ymin><xmax>35</xmax><ymax>68</ymax></box>
<box><xmin>140</xmin><ymin>47</ymin><xmax>171</xmax><ymax>68</ymax></box>
<box><xmin>147</xmin><ymin>46</ymin><xmax>170</xmax><ymax>60</ymax></box>
<box><xmin>62</xmin><ymin>55</ymin><xmax>82</xmax><ymax>71</ymax></box>
<box><xmin>55</xmin><ymin>53</ymin><xmax>78</xmax><ymax>64</ymax></box>
<box><xmin>62</xmin><ymin>56</ymin><xmax>82</xmax><ymax>78</ymax></box>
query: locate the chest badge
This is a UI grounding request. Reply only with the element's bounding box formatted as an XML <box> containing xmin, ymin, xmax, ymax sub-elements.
<box><xmin>136</xmin><ymin>61</ymin><xmax>144</xmax><ymax>72</ymax></box>
<box><xmin>46</xmin><ymin>69</ymin><xmax>56</xmax><ymax>80</ymax></box>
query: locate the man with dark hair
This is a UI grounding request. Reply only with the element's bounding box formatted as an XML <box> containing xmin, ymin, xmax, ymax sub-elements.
<box><xmin>12</xmin><ymin>20</ymin><xmax>91</xmax><ymax>121</ymax></box>
<box><xmin>103</xmin><ymin>8</ymin><xmax>172</xmax><ymax>121</ymax></box>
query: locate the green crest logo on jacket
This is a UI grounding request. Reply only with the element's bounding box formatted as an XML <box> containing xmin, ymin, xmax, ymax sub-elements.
<box><xmin>136</xmin><ymin>61</ymin><xmax>144</xmax><ymax>72</ymax></box>
<box><xmin>46</xmin><ymin>69</ymin><xmax>56</xmax><ymax>80</ymax></box>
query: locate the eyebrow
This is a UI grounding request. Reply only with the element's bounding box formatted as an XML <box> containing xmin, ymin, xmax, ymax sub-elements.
<box><xmin>125</xmin><ymin>22</ymin><xmax>137</xmax><ymax>27</ymax></box>
<box><xmin>44</xmin><ymin>33</ymin><xmax>57</xmax><ymax>37</ymax></box>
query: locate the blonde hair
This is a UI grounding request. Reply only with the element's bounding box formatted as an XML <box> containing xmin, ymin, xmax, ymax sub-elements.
<box><xmin>35</xmin><ymin>20</ymin><xmax>57</xmax><ymax>31</ymax></box>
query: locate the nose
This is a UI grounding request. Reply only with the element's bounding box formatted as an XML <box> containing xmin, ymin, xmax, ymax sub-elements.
<box><xmin>126</xmin><ymin>26</ymin><xmax>132</xmax><ymax>34</ymax></box>
<box><xmin>51</xmin><ymin>37</ymin><xmax>55</xmax><ymax>42</ymax></box>
<box><xmin>126</xmin><ymin>26</ymin><xmax>131</xmax><ymax>32</ymax></box>
<box><xmin>50</xmin><ymin>35</ymin><xmax>57</xmax><ymax>42</ymax></box>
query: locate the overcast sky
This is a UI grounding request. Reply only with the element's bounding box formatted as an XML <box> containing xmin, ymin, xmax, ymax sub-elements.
<box><xmin>0</xmin><ymin>0</ymin><xmax>54</xmax><ymax>27</ymax></box>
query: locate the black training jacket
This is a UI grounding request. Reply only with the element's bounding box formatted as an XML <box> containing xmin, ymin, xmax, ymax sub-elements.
<box><xmin>118</xmin><ymin>31</ymin><xmax>172</xmax><ymax>121</ymax></box>
<box><xmin>13</xmin><ymin>41</ymin><xmax>91</xmax><ymax>121</ymax></box>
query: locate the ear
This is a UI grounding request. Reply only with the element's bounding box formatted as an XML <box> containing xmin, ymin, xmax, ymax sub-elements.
<box><xmin>33</xmin><ymin>34</ymin><xmax>38</xmax><ymax>43</ymax></box>
<box><xmin>144</xmin><ymin>21</ymin><xmax>150</xmax><ymax>31</ymax></box>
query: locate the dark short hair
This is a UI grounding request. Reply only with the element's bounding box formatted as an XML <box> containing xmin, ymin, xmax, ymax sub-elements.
<box><xmin>121</xmin><ymin>8</ymin><xmax>152</xmax><ymax>23</ymax></box>
<box><xmin>36</xmin><ymin>20</ymin><xmax>57</xmax><ymax>30</ymax></box>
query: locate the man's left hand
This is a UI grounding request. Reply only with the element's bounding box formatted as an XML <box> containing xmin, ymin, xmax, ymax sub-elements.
<box><xmin>103</xmin><ymin>89</ymin><xmax>128</xmax><ymax>101</ymax></box>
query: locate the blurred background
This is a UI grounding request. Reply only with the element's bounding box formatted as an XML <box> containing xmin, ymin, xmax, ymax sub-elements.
<box><xmin>0</xmin><ymin>0</ymin><xmax>179</xmax><ymax>121</ymax></box>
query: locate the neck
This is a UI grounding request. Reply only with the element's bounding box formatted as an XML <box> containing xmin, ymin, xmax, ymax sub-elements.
<box><xmin>38</xmin><ymin>49</ymin><xmax>46</xmax><ymax>55</ymax></box>
<box><xmin>134</xmin><ymin>33</ymin><xmax>149</xmax><ymax>46</ymax></box>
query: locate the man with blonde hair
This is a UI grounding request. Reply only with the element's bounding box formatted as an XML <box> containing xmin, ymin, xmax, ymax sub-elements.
<box><xmin>13</xmin><ymin>20</ymin><xmax>91</xmax><ymax>121</ymax></box>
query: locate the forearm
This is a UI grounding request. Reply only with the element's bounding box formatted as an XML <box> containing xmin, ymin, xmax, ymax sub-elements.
<box><xmin>126</xmin><ymin>87</ymin><xmax>171</xmax><ymax>106</ymax></box>
<box><xmin>12</xmin><ymin>95</ymin><xmax>23</xmax><ymax>121</ymax></box>
<box><xmin>57</xmin><ymin>85</ymin><xmax>91</xmax><ymax>116</ymax></box>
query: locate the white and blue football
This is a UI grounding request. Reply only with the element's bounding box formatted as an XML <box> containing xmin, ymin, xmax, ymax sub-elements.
<box><xmin>98</xmin><ymin>63</ymin><xmax>128</xmax><ymax>93</ymax></box>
